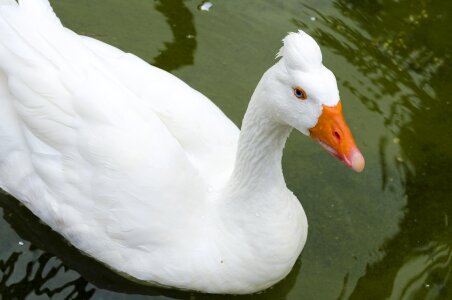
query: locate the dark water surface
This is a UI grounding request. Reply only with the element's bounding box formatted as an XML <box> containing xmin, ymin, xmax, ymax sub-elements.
<box><xmin>1</xmin><ymin>0</ymin><xmax>451</xmax><ymax>299</ymax></box>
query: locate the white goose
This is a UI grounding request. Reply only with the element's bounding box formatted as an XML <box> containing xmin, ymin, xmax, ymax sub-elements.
<box><xmin>0</xmin><ymin>0</ymin><xmax>364</xmax><ymax>294</ymax></box>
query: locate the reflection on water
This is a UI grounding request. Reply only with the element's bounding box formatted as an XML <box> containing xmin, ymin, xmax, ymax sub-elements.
<box><xmin>0</xmin><ymin>251</ymin><xmax>94</xmax><ymax>299</ymax></box>
<box><xmin>298</xmin><ymin>0</ymin><xmax>452</xmax><ymax>298</ymax></box>
<box><xmin>0</xmin><ymin>196</ymin><xmax>94</xmax><ymax>299</ymax></box>
<box><xmin>389</xmin><ymin>243</ymin><xmax>452</xmax><ymax>299</ymax></box>
<box><xmin>153</xmin><ymin>0</ymin><xmax>197</xmax><ymax>71</ymax></box>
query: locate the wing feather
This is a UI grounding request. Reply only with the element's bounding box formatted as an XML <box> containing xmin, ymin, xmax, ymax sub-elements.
<box><xmin>0</xmin><ymin>0</ymin><xmax>207</xmax><ymax>258</ymax></box>
<box><xmin>81</xmin><ymin>36</ymin><xmax>239</xmax><ymax>185</ymax></box>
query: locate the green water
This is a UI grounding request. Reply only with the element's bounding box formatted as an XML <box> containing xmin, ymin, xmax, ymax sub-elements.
<box><xmin>1</xmin><ymin>0</ymin><xmax>451</xmax><ymax>299</ymax></box>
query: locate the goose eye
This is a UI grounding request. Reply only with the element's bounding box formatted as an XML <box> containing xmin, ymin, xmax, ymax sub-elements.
<box><xmin>293</xmin><ymin>87</ymin><xmax>307</xmax><ymax>100</ymax></box>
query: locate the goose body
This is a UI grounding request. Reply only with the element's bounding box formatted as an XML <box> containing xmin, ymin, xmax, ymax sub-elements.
<box><xmin>0</xmin><ymin>0</ymin><xmax>364</xmax><ymax>294</ymax></box>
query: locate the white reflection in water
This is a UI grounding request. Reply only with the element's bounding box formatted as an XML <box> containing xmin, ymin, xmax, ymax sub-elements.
<box><xmin>199</xmin><ymin>1</ymin><xmax>213</xmax><ymax>12</ymax></box>
<box><xmin>390</xmin><ymin>243</ymin><xmax>452</xmax><ymax>299</ymax></box>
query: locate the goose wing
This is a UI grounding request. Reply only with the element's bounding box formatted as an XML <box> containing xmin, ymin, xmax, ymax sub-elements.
<box><xmin>0</xmin><ymin>0</ymin><xmax>207</xmax><ymax>269</ymax></box>
<box><xmin>79</xmin><ymin>36</ymin><xmax>239</xmax><ymax>185</ymax></box>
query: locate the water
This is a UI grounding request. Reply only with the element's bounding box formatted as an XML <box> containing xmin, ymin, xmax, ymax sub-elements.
<box><xmin>1</xmin><ymin>0</ymin><xmax>451</xmax><ymax>299</ymax></box>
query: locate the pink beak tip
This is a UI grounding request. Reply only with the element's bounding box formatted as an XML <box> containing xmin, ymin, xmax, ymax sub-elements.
<box><xmin>351</xmin><ymin>150</ymin><xmax>365</xmax><ymax>173</ymax></box>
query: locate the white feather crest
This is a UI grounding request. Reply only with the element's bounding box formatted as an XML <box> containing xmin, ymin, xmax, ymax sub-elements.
<box><xmin>276</xmin><ymin>30</ymin><xmax>323</xmax><ymax>72</ymax></box>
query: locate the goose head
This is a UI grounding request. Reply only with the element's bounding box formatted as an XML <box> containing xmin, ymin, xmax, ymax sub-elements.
<box><xmin>259</xmin><ymin>30</ymin><xmax>365</xmax><ymax>172</ymax></box>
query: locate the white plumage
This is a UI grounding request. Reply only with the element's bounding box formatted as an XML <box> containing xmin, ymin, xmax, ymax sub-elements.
<box><xmin>0</xmin><ymin>0</ymin><xmax>361</xmax><ymax>294</ymax></box>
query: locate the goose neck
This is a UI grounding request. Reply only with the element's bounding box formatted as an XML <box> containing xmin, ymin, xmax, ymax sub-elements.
<box><xmin>229</xmin><ymin>99</ymin><xmax>292</xmax><ymax>193</ymax></box>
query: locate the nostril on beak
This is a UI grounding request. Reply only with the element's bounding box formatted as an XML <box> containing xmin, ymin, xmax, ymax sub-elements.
<box><xmin>333</xmin><ymin>131</ymin><xmax>341</xmax><ymax>143</ymax></box>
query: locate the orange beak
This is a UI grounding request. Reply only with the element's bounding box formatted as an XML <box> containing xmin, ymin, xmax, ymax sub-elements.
<box><xmin>309</xmin><ymin>101</ymin><xmax>365</xmax><ymax>172</ymax></box>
